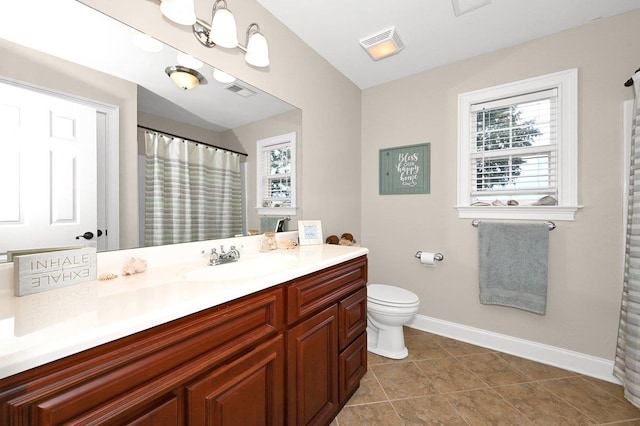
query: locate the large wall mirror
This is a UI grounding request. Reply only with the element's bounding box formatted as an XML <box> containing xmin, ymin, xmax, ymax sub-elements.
<box><xmin>0</xmin><ymin>0</ymin><xmax>302</xmax><ymax>262</ymax></box>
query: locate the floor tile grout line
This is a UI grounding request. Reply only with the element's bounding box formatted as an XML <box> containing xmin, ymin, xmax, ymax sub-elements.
<box><xmin>514</xmin><ymin>374</ymin><xmax>607</xmax><ymax>424</ymax></box>
<box><xmin>341</xmin><ymin>328</ymin><xmax>640</xmax><ymax>424</ymax></box>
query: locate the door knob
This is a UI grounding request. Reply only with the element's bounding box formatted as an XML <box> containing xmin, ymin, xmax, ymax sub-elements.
<box><xmin>75</xmin><ymin>231</ymin><xmax>94</xmax><ymax>240</ymax></box>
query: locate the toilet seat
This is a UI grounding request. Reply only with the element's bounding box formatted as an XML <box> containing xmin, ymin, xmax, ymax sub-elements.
<box><xmin>367</xmin><ymin>284</ymin><xmax>419</xmax><ymax>306</ymax></box>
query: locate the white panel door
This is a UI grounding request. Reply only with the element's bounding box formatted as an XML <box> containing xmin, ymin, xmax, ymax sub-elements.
<box><xmin>0</xmin><ymin>81</ymin><xmax>97</xmax><ymax>259</ymax></box>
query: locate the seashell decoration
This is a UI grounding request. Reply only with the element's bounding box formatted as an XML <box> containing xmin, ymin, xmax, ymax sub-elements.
<box><xmin>325</xmin><ymin>235</ymin><xmax>339</xmax><ymax>245</ymax></box>
<box><xmin>338</xmin><ymin>233</ymin><xmax>356</xmax><ymax>246</ymax></box>
<box><xmin>122</xmin><ymin>257</ymin><xmax>147</xmax><ymax>276</ymax></box>
<box><xmin>98</xmin><ymin>272</ymin><xmax>118</xmax><ymax>281</ymax></box>
<box><xmin>533</xmin><ymin>195</ymin><xmax>557</xmax><ymax>206</ymax></box>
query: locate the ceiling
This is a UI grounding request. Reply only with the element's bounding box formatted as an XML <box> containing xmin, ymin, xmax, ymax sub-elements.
<box><xmin>0</xmin><ymin>0</ymin><xmax>295</xmax><ymax>132</ymax></box>
<box><xmin>256</xmin><ymin>0</ymin><xmax>640</xmax><ymax>89</ymax></box>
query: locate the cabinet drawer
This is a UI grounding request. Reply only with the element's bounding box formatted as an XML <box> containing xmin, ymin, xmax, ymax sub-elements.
<box><xmin>339</xmin><ymin>332</ymin><xmax>367</xmax><ymax>404</ymax></box>
<box><xmin>338</xmin><ymin>287</ymin><xmax>367</xmax><ymax>350</ymax></box>
<box><xmin>287</xmin><ymin>256</ymin><xmax>367</xmax><ymax>324</ymax></box>
<box><xmin>2</xmin><ymin>287</ymin><xmax>284</xmax><ymax>425</ymax></box>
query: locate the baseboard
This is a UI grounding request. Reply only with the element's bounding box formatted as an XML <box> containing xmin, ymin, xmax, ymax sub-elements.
<box><xmin>407</xmin><ymin>314</ymin><xmax>621</xmax><ymax>384</ymax></box>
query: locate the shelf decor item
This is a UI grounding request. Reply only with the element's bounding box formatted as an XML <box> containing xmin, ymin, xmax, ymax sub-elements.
<box><xmin>298</xmin><ymin>220</ymin><xmax>323</xmax><ymax>245</ymax></box>
<box><xmin>14</xmin><ymin>247</ymin><xmax>97</xmax><ymax>296</ymax></box>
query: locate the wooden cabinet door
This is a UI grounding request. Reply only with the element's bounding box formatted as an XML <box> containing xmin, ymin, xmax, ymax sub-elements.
<box><xmin>339</xmin><ymin>332</ymin><xmax>367</xmax><ymax>404</ymax></box>
<box><xmin>338</xmin><ymin>287</ymin><xmax>367</xmax><ymax>350</ymax></box>
<box><xmin>127</xmin><ymin>396</ymin><xmax>180</xmax><ymax>426</ymax></box>
<box><xmin>287</xmin><ymin>305</ymin><xmax>338</xmax><ymax>426</ymax></box>
<box><xmin>186</xmin><ymin>336</ymin><xmax>284</xmax><ymax>426</ymax></box>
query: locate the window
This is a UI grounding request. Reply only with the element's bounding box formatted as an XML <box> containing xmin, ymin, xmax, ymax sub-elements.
<box><xmin>456</xmin><ymin>69</ymin><xmax>579</xmax><ymax>221</ymax></box>
<box><xmin>256</xmin><ymin>132</ymin><xmax>297</xmax><ymax>216</ymax></box>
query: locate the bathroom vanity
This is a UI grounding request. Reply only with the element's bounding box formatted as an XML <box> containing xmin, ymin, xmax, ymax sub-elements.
<box><xmin>0</xmin><ymin>242</ymin><xmax>368</xmax><ymax>425</ymax></box>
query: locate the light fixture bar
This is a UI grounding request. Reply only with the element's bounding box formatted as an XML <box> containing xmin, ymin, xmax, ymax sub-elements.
<box><xmin>160</xmin><ymin>0</ymin><xmax>270</xmax><ymax>68</ymax></box>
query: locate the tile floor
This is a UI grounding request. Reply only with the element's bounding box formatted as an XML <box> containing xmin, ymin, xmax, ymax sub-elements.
<box><xmin>332</xmin><ymin>327</ymin><xmax>640</xmax><ymax>425</ymax></box>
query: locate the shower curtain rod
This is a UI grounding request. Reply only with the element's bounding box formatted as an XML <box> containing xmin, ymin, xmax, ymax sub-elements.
<box><xmin>138</xmin><ymin>125</ymin><xmax>248</xmax><ymax>157</ymax></box>
<box><xmin>624</xmin><ymin>67</ymin><xmax>640</xmax><ymax>87</ymax></box>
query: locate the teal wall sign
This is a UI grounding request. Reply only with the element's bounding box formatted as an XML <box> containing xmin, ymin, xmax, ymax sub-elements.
<box><xmin>379</xmin><ymin>143</ymin><xmax>431</xmax><ymax>195</ymax></box>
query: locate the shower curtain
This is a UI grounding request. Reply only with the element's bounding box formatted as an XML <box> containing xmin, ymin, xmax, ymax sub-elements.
<box><xmin>616</xmin><ymin>71</ymin><xmax>640</xmax><ymax>408</ymax></box>
<box><xmin>144</xmin><ymin>131</ymin><xmax>242</xmax><ymax>246</ymax></box>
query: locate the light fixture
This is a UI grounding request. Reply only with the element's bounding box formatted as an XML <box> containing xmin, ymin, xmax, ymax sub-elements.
<box><xmin>244</xmin><ymin>24</ymin><xmax>269</xmax><ymax>67</ymax></box>
<box><xmin>160</xmin><ymin>0</ymin><xmax>270</xmax><ymax>68</ymax></box>
<box><xmin>160</xmin><ymin>0</ymin><xmax>196</xmax><ymax>25</ymax></box>
<box><xmin>359</xmin><ymin>26</ymin><xmax>404</xmax><ymax>61</ymax></box>
<box><xmin>176</xmin><ymin>51</ymin><xmax>204</xmax><ymax>69</ymax></box>
<box><xmin>213</xmin><ymin>68</ymin><xmax>236</xmax><ymax>84</ymax></box>
<box><xmin>208</xmin><ymin>0</ymin><xmax>238</xmax><ymax>48</ymax></box>
<box><xmin>165</xmin><ymin>65</ymin><xmax>207</xmax><ymax>90</ymax></box>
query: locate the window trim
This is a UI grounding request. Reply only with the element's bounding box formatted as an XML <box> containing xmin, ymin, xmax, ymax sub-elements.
<box><xmin>456</xmin><ymin>68</ymin><xmax>580</xmax><ymax>221</ymax></box>
<box><xmin>256</xmin><ymin>132</ymin><xmax>297</xmax><ymax>216</ymax></box>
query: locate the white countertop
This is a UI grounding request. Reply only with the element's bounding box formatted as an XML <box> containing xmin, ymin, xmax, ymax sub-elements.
<box><xmin>0</xmin><ymin>239</ymin><xmax>368</xmax><ymax>380</ymax></box>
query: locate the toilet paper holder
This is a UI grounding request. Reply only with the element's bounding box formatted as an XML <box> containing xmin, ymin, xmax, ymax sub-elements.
<box><xmin>414</xmin><ymin>251</ymin><xmax>444</xmax><ymax>262</ymax></box>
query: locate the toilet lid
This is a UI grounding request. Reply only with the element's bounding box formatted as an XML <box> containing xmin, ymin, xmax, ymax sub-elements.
<box><xmin>367</xmin><ymin>284</ymin><xmax>419</xmax><ymax>305</ymax></box>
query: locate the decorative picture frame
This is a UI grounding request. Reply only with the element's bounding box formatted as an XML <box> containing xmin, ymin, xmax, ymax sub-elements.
<box><xmin>379</xmin><ymin>143</ymin><xmax>431</xmax><ymax>195</ymax></box>
<box><xmin>298</xmin><ymin>220</ymin><xmax>323</xmax><ymax>245</ymax></box>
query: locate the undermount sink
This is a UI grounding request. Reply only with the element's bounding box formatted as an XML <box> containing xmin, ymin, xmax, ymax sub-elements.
<box><xmin>184</xmin><ymin>253</ymin><xmax>299</xmax><ymax>282</ymax></box>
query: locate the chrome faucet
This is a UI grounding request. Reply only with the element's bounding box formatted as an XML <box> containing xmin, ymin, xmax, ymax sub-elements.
<box><xmin>203</xmin><ymin>245</ymin><xmax>240</xmax><ymax>266</ymax></box>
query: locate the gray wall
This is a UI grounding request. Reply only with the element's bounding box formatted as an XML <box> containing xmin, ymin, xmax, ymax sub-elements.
<box><xmin>80</xmin><ymin>0</ymin><xmax>640</xmax><ymax>362</ymax></box>
<box><xmin>361</xmin><ymin>10</ymin><xmax>640</xmax><ymax>360</ymax></box>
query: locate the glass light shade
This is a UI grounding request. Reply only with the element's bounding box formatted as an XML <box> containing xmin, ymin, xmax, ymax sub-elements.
<box><xmin>160</xmin><ymin>0</ymin><xmax>196</xmax><ymax>25</ymax></box>
<box><xmin>176</xmin><ymin>52</ymin><xmax>204</xmax><ymax>69</ymax></box>
<box><xmin>245</xmin><ymin>31</ymin><xmax>269</xmax><ymax>67</ymax></box>
<box><xmin>209</xmin><ymin>7</ymin><xmax>238</xmax><ymax>48</ymax></box>
<box><xmin>213</xmin><ymin>68</ymin><xmax>236</xmax><ymax>84</ymax></box>
<box><xmin>169</xmin><ymin>70</ymin><xmax>200</xmax><ymax>90</ymax></box>
<box><xmin>366</xmin><ymin>40</ymin><xmax>400</xmax><ymax>60</ymax></box>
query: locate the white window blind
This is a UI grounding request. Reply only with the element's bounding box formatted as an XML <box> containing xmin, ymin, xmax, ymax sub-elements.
<box><xmin>261</xmin><ymin>141</ymin><xmax>292</xmax><ymax>208</ymax></box>
<box><xmin>456</xmin><ymin>69</ymin><xmax>579</xmax><ymax>221</ymax></box>
<box><xmin>256</xmin><ymin>132</ymin><xmax>297</xmax><ymax>216</ymax></box>
<box><xmin>470</xmin><ymin>88</ymin><xmax>558</xmax><ymax>205</ymax></box>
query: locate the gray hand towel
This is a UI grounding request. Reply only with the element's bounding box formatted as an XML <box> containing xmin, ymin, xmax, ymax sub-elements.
<box><xmin>260</xmin><ymin>216</ymin><xmax>280</xmax><ymax>233</ymax></box>
<box><xmin>478</xmin><ymin>222</ymin><xmax>549</xmax><ymax>315</ymax></box>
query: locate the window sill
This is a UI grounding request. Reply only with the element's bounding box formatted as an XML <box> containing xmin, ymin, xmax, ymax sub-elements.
<box><xmin>257</xmin><ymin>207</ymin><xmax>298</xmax><ymax>216</ymax></box>
<box><xmin>455</xmin><ymin>205</ymin><xmax>581</xmax><ymax>221</ymax></box>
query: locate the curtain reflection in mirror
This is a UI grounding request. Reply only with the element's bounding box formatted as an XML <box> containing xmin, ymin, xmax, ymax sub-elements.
<box><xmin>144</xmin><ymin>131</ymin><xmax>242</xmax><ymax>246</ymax></box>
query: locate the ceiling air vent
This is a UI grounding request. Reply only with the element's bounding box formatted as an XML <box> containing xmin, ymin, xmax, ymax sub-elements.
<box><xmin>224</xmin><ymin>83</ymin><xmax>257</xmax><ymax>98</ymax></box>
<box><xmin>451</xmin><ymin>0</ymin><xmax>491</xmax><ymax>16</ymax></box>
<box><xmin>359</xmin><ymin>26</ymin><xmax>404</xmax><ymax>61</ymax></box>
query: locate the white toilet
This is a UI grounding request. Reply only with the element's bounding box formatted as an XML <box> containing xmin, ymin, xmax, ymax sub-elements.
<box><xmin>366</xmin><ymin>284</ymin><xmax>420</xmax><ymax>359</ymax></box>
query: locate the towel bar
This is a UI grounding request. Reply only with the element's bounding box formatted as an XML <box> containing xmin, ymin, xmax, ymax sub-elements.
<box><xmin>471</xmin><ymin>219</ymin><xmax>556</xmax><ymax>231</ymax></box>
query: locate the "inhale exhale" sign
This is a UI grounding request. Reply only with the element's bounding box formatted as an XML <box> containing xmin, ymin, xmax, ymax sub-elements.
<box><xmin>14</xmin><ymin>247</ymin><xmax>97</xmax><ymax>296</ymax></box>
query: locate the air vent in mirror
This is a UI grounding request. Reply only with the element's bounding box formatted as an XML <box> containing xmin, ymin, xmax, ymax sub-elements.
<box><xmin>224</xmin><ymin>83</ymin><xmax>257</xmax><ymax>98</ymax></box>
